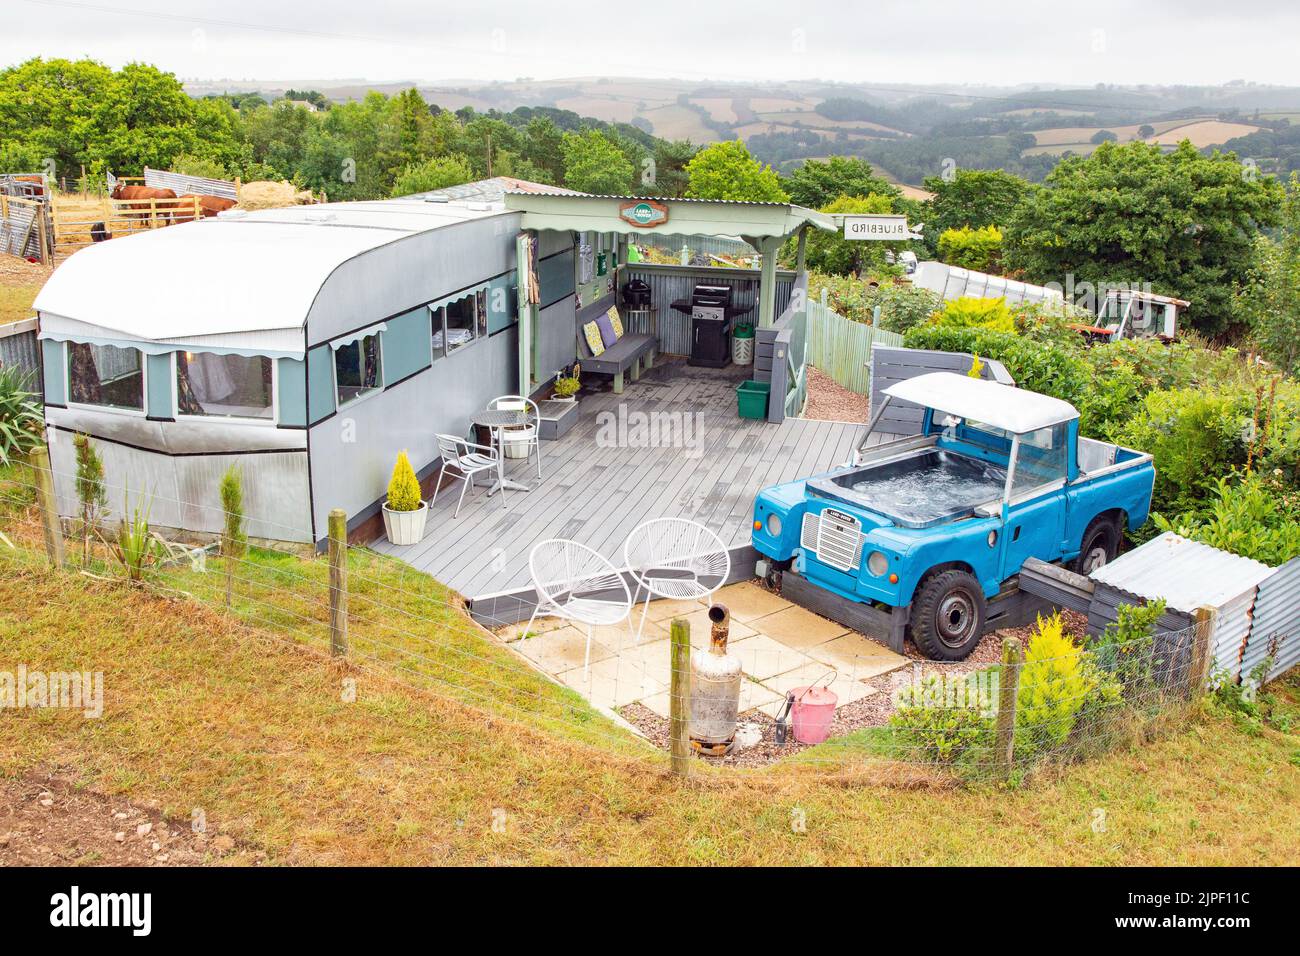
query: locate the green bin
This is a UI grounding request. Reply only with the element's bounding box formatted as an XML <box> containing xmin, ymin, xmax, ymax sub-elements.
<box><xmin>736</xmin><ymin>379</ymin><xmax>771</xmax><ymax>420</ymax></box>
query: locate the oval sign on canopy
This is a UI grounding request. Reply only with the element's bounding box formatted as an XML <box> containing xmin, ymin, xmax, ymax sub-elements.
<box><xmin>619</xmin><ymin>199</ymin><xmax>669</xmax><ymax>228</ymax></box>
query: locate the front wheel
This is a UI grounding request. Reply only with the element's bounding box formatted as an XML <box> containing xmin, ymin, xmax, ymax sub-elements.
<box><xmin>910</xmin><ymin>569</ymin><xmax>987</xmax><ymax>661</ymax></box>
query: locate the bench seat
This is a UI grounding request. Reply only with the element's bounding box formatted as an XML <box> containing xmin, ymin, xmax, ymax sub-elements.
<box><xmin>577</xmin><ymin>331</ymin><xmax>657</xmax><ymax>393</ymax></box>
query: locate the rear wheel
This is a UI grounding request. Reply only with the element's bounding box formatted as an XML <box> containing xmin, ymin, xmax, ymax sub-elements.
<box><xmin>1071</xmin><ymin>515</ymin><xmax>1120</xmax><ymax>574</ymax></box>
<box><xmin>910</xmin><ymin>569</ymin><xmax>986</xmax><ymax>661</ymax></box>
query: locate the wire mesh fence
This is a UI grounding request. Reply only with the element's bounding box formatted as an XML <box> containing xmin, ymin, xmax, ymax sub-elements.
<box><xmin>0</xmin><ymin>447</ymin><xmax>1275</xmax><ymax>787</ymax></box>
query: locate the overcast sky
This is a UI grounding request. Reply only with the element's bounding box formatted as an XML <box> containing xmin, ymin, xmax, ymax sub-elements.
<box><xmin>4</xmin><ymin>0</ymin><xmax>1298</xmax><ymax>88</ymax></box>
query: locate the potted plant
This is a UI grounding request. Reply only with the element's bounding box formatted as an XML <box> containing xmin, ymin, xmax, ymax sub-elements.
<box><xmin>552</xmin><ymin>365</ymin><xmax>581</xmax><ymax>403</ymax></box>
<box><xmin>382</xmin><ymin>451</ymin><xmax>427</xmax><ymax>545</ymax></box>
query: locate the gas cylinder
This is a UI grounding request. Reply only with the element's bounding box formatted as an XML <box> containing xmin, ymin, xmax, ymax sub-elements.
<box><xmin>689</xmin><ymin>604</ymin><xmax>743</xmax><ymax>748</ymax></box>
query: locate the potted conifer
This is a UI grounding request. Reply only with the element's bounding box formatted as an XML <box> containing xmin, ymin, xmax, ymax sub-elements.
<box><xmin>382</xmin><ymin>450</ymin><xmax>427</xmax><ymax>545</ymax></box>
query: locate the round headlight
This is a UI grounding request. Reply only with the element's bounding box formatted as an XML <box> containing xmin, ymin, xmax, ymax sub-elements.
<box><xmin>766</xmin><ymin>512</ymin><xmax>783</xmax><ymax>537</ymax></box>
<box><xmin>867</xmin><ymin>550</ymin><xmax>889</xmax><ymax>577</ymax></box>
<box><xmin>987</xmin><ymin>529</ymin><xmax>998</xmax><ymax>547</ymax></box>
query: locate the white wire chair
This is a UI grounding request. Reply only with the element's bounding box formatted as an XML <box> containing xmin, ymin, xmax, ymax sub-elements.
<box><xmin>622</xmin><ymin>518</ymin><xmax>731</xmax><ymax>641</ymax></box>
<box><xmin>488</xmin><ymin>394</ymin><xmax>542</xmax><ymax>479</ymax></box>
<box><xmin>430</xmin><ymin>433</ymin><xmax>505</xmax><ymax>517</ymax></box>
<box><xmin>524</xmin><ymin>539</ymin><xmax>632</xmax><ymax>676</ymax></box>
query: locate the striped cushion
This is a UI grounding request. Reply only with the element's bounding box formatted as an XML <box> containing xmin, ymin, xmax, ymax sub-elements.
<box><xmin>606</xmin><ymin>306</ymin><xmax>624</xmax><ymax>339</ymax></box>
<box><xmin>583</xmin><ymin>321</ymin><xmax>605</xmax><ymax>357</ymax></box>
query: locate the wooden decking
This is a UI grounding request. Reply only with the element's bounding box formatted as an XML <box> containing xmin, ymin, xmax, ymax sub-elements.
<box><xmin>372</xmin><ymin>358</ymin><xmax>870</xmax><ymax>621</ymax></box>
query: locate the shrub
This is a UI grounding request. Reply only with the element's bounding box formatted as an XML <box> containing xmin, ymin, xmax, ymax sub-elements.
<box><xmin>1015</xmin><ymin>614</ymin><xmax>1098</xmax><ymax>755</ymax></box>
<box><xmin>219</xmin><ymin>465</ymin><xmax>247</xmax><ymax>607</ymax></box>
<box><xmin>807</xmin><ymin>272</ymin><xmax>936</xmax><ymax>332</ymax></box>
<box><xmin>937</xmin><ymin>225</ymin><xmax>1003</xmax><ymax>271</ymax></box>
<box><xmin>0</xmin><ymin>366</ymin><xmax>43</xmax><ymax>466</ymax></box>
<box><xmin>1090</xmin><ymin>599</ymin><xmax>1167</xmax><ymax>691</ymax></box>
<box><xmin>902</xmin><ymin>324</ymin><xmax>1094</xmax><ymax>415</ymax></box>
<box><xmin>930</xmin><ymin>296</ymin><xmax>1016</xmax><ymax>333</ymax></box>
<box><xmin>871</xmin><ymin>283</ymin><xmax>940</xmax><ymax>333</ymax></box>
<box><xmin>1154</xmin><ymin>471</ymin><xmax>1300</xmax><ymax>565</ymax></box>
<box><xmin>112</xmin><ymin>494</ymin><xmax>162</xmax><ymax>583</ymax></box>
<box><xmin>386</xmin><ymin>451</ymin><xmax>422</xmax><ymax>512</ymax></box>
<box><xmin>888</xmin><ymin>676</ymin><xmax>994</xmax><ymax>765</ymax></box>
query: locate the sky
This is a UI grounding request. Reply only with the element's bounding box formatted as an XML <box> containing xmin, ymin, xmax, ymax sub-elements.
<box><xmin>4</xmin><ymin>0</ymin><xmax>1299</xmax><ymax>88</ymax></box>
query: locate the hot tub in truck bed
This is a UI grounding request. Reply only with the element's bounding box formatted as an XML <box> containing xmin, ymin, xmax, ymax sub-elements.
<box><xmin>751</xmin><ymin>372</ymin><xmax>1155</xmax><ymax>660</ymax></box>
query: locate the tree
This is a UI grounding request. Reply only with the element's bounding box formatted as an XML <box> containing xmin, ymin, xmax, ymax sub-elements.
<box><xmin>784</xmin><ymin>156</ymin><xmax>898</xmax><ymax>208</ymax></box>
<box><xmin>390</xmin><ymin>153</ymin><xmax>475</xmax><ymax>197</ymax></box>
<box><xmin>560</xmin><ymin>129</ymin><xmax>633</xmax><ymax>194</ymax></box>
<box><xmin>1245</xmin><ymin>173</ymin><xmax>1300</xmax><ymax>375</ymax></box>
<box><xmin>644</xmin><ymin>139</ymin><xmax>696</xmax><ymax>197</ymax></box>
<box><xmin>937</xmin><ymin>225</ymin><xmax>1004</xmax><ymax>272</ymax></box>
<box><xmin>89</xmin><ymin>62</ymin><xmax>203</xmax><ymax>173</ymax></box>
<box><xmin>1091</xmin><ymin>129</ymin><xmax>1118</xmax><ymax>144</ymax></box>
<box><xmin>1137</xmin><ymin>124</ymin><xmax>1155</xmax><ymax>140</ymax></box>
<box><xmin>920</xmin><ymin>168</ymin><xmax>1035</xmax><ymax>238</ymax></box>
<box><xmin>1004</xmin><ymin>141</ymin><xmax>1285</xmax><ymax>337</ymax></box>
<box><xmin>684</xmin><ymin>140</ymin><xmax>788</xmax><ymax>202</ymax></box>
<box><xmin>0</xmin><ymin>57</ymin><xmax>113</xmax><ymax>179</ymax></box>
<box><xmin>219</xmin><ymin>465</ymin><xmax>247</xmax><ymax>609</ymax></box>
<box><xmin>521</xmin><ymin>116</ymin><xmax>565</xmax><ymax>182</ymax></box>
<box><xmin>73</xmin><ymin>433</ymin><xmax>107</xmax><ymax>565</ymax></box>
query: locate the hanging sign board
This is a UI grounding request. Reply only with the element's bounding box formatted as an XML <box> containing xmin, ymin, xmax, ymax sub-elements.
<box><xmin>843</xmin><ymin>215</ymin><xmax>910</xmax><ymax>240</ymax></box>
<box><xmin>619</xmin><ymin>199</ymin><xmax>669</xmax><ymax>228</ymax></box>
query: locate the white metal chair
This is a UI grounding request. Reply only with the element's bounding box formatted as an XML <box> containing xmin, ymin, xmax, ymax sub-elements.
<box><xmin>430</xmin><ymin>433</ymin><xmax>506</xmax><ymax>517</ymax></box>
<box><xmin>488</xmin><ymin>394</ymin><xmax>542</xmax><ymax>479</ymax></box>
<box><xmin>623</xmin><ymin>518</ymin><xmax>731</xmax><ymax>641</ymax></box>
<box><xmin>524</xmin><ymin>539</ymin><xmax>632</xmax><ymax>677</ymax></box>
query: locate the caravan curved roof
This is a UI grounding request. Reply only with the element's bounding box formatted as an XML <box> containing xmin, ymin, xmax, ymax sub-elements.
<box><xmin>883</xmin><ymin>372</ymin><xmax>1079</xmax><ymax>434</ymax></box>
<box><xmin>33</xmin><ymin>198</ymin><xmax>507</xmax><ymax>358</ymax></box>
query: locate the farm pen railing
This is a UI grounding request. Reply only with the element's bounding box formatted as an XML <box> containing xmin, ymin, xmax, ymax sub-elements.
<box><xmin>2</xmin><ymin>448</ymin><xmax>1287</xmax><ymax>785</ymax></box>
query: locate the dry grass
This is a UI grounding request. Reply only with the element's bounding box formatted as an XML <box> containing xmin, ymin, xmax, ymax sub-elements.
<box><xmin>0</xmin><ymin>257</ymin><xmax>49</xmax><ymax>326</ymax></box>
<box><xmin>0</xmin><ymin>451</ymin><xmax>1296</xmax><ymax>864</ymax></box>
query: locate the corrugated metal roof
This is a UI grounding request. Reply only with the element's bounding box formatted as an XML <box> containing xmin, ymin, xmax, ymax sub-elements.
<box><xmin>408</xmin><ymin>177</ymin><xmax>581</xmax><ymax>204</ymax></box>
<box><xmin>1090</xmin><ymin>532</ymin><xmax>1271</xmax><ymax>614</ymax></box>
<box><xmin>507</xmin><ymin>191</ymin><xmax>798</xmax><ymax>207</ymax></box>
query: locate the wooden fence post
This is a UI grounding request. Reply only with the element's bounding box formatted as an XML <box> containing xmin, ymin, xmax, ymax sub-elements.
<box><xmin>669</xmin><ymin>617</ymin><xmax>691</xmax><ymax>779</ymax></box>
<box><xmin>328</xmin><ymin>509</ymin><xmax>348</xmax><ymax>657</ymax></box>
<box><xmin>995</xmin><ymin>636</ymin><xmax>1023</xmax><ymax>779</ymax></box>
<box><xmin>1189</xmin><ymin>605</ymin><xmax>1216</xmax><ymax>697</ymax></box>
<box><xmin>30</xmin><ymin>445</ymin><xmax>64</xmax><ymax>569</ymax></box>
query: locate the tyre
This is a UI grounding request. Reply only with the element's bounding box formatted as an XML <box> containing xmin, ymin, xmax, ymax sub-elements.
<box><xmin>910</xmin><ymin>569</ymin><xmax>987</xmax><ymax>661</ymax></box>
<box><xmin>1070</xmin><ymin>514</ymin><xmax>1120</xmax><ymax>574</ymax></box>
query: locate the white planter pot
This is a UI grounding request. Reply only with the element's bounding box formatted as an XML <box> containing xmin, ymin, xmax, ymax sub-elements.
<box><xmin>382</xmin><ymin>500</ymin><xmax>428</xmax><ymax>546</ymax></box>
<box><xmin>501</xmin><ymin>423</ymin><xmax>536</xmax><ymax>459</ymax></box>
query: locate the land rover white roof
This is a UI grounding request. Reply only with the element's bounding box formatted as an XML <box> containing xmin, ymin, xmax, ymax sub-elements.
<box><xmin>883</xmin><ymin>372</ymin><xmax>1079</xmax><ymax>434</ymax></box>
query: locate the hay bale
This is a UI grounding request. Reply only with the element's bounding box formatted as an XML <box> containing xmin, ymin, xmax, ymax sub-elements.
<box><xmin>236</xmin><ymin>180</ymin><xmax>317</xmax><ymax>210</ymax></box>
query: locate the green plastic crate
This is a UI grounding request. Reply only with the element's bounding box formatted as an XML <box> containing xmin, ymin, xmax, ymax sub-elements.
<box><xmin>736</xmin><ymin>379</ymin><xmax>771</xmax><ymax>420</ymax></box>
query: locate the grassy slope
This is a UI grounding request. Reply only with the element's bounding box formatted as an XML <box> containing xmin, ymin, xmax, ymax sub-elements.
<box><xmin>0</xmin><ymin>477</ymin><xmax>1296</xmax><ymax>864</ymax></box>
<box><xmin>0</xmin><ymin>282</ymin><xmax>42</xmax><ymax>326</ymax></box>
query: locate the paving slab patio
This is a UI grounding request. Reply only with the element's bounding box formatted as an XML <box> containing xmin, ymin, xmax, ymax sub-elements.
<box><xmin>500</xmin><ymin>584</ymin><xmax>909</xmax><ymax>727</ymax></box>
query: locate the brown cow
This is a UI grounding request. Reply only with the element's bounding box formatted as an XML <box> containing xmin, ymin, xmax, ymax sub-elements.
<box><xmin>179</xmin><ymin>194</ymin><xmax>238</xmax><ymax>218</ymax></box>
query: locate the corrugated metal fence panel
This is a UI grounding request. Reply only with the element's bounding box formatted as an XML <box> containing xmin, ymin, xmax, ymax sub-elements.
<box><xmin>0</xmin><ymin>202</ymin><xmax>37</xmax><ymax>257</ymax></box>
<box><xmin>805</xmin><ymin>302</ymin><xmax>904</xmax><ymax>395</ymax></box>
<box><xmin>622</xmin><ymin>266</ymin><xmax>793</xmax><ymax>357</ymax></box>
<box><xmin>637</xmin><ymin>233</ymin><xmax>756</xmax><ymax>259</ymax></box>
<box><xmin>869</xmin><ymin>345</ymin><xmax>1015</xmax><ymax>435</ymax></box>
<box><xmin>1086</xmin><ymin>582</ymin><xmax>1198</xmax><ymax>688</ymax></box>
<box><xmin>1245</xmin><ymin>557</ymin><xmax>1300</xmax><ymax>683</ymax></box>
<box><xmin>1210</xmin><ymin>588</ymin><xmax>1261</xmax><ymax>681</ymax></box>
<box><xmin>142</xmin><ymin>167</ymin><xmax>238</xmax><ymax>201</ymax></box>
<box><xmin>0</xmin><ymin>321</ymin><xmax>41</xmax><ymax>384</ymax></box>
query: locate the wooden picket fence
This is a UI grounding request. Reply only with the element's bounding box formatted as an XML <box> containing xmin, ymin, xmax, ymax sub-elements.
<box><xmin>805</xmin><ymin>298</ymin><xmax>905</xmax><ymax>395</ymax></box>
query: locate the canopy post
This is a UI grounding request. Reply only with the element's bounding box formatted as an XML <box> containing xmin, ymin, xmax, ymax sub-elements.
<box><xmin>515</xmin><ymin>231</ymin><xmax>535</xmax><ymax>394</ymax></box>
<box><xmin>757</xmin><ymin>236</ymin><xmax>781</xmax><ymax>329</ymax></box>
<box><xmin>795</xmin><ymin>225</ymin><xmax>808</xmax><ymax>274</ymax></box>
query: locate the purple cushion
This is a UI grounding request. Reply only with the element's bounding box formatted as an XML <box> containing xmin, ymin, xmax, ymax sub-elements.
<box><xmin>595</xmin><ymin>313</ymin><xmax>617</xmax><ymax>348</ymax></box>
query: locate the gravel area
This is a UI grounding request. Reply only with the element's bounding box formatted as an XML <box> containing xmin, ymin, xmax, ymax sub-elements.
<box><xmin>802</xmin><ymin>365</ymin><xmax>868</xmax><ymax>422</ymax></box>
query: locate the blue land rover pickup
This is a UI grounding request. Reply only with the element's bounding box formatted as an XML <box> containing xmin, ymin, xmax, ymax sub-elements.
<box><xmin>752</xmin><ymin>372</ymin><xmax>1155</xmax><ymax>660</ymax></box>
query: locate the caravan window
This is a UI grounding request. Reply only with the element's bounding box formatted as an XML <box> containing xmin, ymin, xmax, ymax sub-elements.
<box><xmin>334</xmin><ymin>333</ymin><xmax>382</xmax><ymax>405</ymax></box>
<box><xmin>67</xmin><ymin>342</ymin><xmax>144</xmax><ymax>411</ymax></box>
<box><xmin>177</xmin><ymin>352</ymin><xmax>273</xmax><ymax>420</ymax></box>
<box><xmin>433</xmin><ymin>292</ymin><xmax>481</xmax><ymax>356</ymax></box>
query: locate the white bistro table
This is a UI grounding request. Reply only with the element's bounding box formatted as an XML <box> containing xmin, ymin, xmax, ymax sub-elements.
<box><xmin>472</xmin><ymin>409</ymin><xmax>533</xmax><ymax>497</ymax></box>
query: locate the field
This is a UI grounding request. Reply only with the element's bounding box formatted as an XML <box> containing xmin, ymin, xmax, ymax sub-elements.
<box><xmin>0</xmin><ymin>452</ymin><xmax>1296</xmax><ymax>865</ymax></box>
<box><xmin>641</xmin><ymin>104</ymin><xmax>722</xmax><ymax>143</ymax></box>
<box><xmin>1026</xmin><ymin>118</ymin><xmax>1263</xmax><ymax>155</ymax></box>
<box><xmin>1149</xmin><ymin>120</ymin><xmax>1266</xmax><ymax>148</ymax></box>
